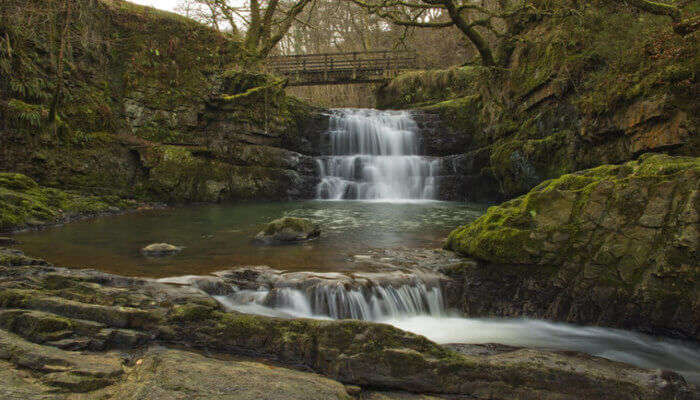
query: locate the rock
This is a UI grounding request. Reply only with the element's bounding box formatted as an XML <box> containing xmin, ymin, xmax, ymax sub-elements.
<box><xmin>0</xmin><ymin>237</ymin><xmax>19</xmax><ymax>246</ymax></box>
<box><xmin>445</xmin><ymin>154</ymin><xmax>700</xmax><ymax>340</ymax></box>
<box><xmin>0</xmin><ymin>263</ymin><xmax>696</xmax><ymax>399</ymax></box>
<box><xmin>91</xmin><ymin>348</ymin><xmax>352</xmax><ymax>400</ymax></box>
<box><xmin>0</xmin><ymin>249</ymin><xmax>48</xmax><ymax>267</ymax></box>
<box><xmin>344</xmin><ymin>385</ymin><xmax>362</xmax><ymax>396</ymax></box>
<box><xmin>0</xmin><ymin>359</ymin><xmax>60</xmax><ymax>400</ymax></box>
<box><xmin>255</xmin><ymin>217</ymin><xmax>320</xmax><ymax>244</ymax></box>
<box><xmin>140</xmin><ymin>243</ymin><xmax>183</xmax><ymax>256</ymax></box>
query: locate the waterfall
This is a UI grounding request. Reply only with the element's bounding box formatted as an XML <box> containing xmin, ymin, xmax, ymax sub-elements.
<box><xmin>316</xmin><ymin>109</ymin><xmax>439</xmax><ymax>200</ymax></box>
<box><xmin>188</xmin><ymin>270</ymin><xmax>447</xmax><ymax>321</ymax></box>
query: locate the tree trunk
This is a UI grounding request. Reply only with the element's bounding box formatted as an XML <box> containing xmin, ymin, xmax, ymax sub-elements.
<box><xmin>626</xmin><ymin>0</ymin><xmax>681</xmax><ymax>22</ymax></box>
<box><xmin>443</xmin><ymin>0</ymin><xmax>495</xmax><ymax>66</ymax></box>
<box><xmin>48</xmin><ymin>0</ymin><xmax>72</xmax><ymax>125</ymax></box>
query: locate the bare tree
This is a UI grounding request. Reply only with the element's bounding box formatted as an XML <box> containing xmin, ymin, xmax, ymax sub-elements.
<box><xmin>349</xmin><ymin>0</ymin><xmax>527</xmax><ymax>66</ymax></box>
<box><xmin>178</xmin><ymin>0</ymin><xmax>316</xmax><ymax>60</ymax></box>
<box><xmin>350</xmin><ymin>0</ymin><xmax>695</xmax><ymax>66</ymax></box>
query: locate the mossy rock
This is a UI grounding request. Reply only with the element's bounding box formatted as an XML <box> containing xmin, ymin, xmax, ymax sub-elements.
<box><xmin>255</xmin><ymin>217</ymin><xmax>320</xmax><ymax>244</ymax></box>
<box><xmin>0</xmin><ymin>172</ymin><xmax>132</xmax><ymax>232</ymax></box>
<box><xmin>446</xmin><ymin>154</ymin><xmax>699</xmax><ymax>268</ymax></box>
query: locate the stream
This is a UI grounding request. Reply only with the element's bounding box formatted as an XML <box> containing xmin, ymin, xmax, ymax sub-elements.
<box><xmin>12</xmin><ymin>108</ymin><xmax>700</xmax><ymax>386</ymax></box>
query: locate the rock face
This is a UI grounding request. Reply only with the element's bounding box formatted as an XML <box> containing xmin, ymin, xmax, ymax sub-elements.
<box><xmin>445</xmin><ymin>154</ymin><xmax>699</xmax><ymax>340</ymax></box>
<box><xmin>255</xmin><ymin>217</ymin><xmax>320</xmax><ymax>244</ymax></box>
<box><xmin>140</xmin><ymin>243</ymin><xmax>183</xmax><ymax>257</ymax></box>
<box><xmin>0</xmin><ymin>0</ymin><xmax>328</xmax><ymax>214</ymax></box>
<box><xmin>0</xmin><ymin>258</ymin><xmax>696</xmax><ymax>399</ymax></box>
<box><xmin>376</xmin><ymin>2</ymin><xmax>698</xmax><ymax>202</ymax></box>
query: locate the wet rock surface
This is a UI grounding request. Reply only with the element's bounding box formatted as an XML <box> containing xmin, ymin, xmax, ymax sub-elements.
<box><xmin>140</xmin><ymin>243</ymin><xmax>183</xmax><ymax>257</ymax></box>
<box><xmin>0</xmin><ymin>258</ymin><xmax>697</xmax><ymax>399</ymax></box>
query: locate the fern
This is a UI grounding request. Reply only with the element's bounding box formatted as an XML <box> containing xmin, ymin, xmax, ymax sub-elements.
<box><xmin>2</xmin><ymin>98</ymin><xmax>47</xmax><ymax>127</ymax></box>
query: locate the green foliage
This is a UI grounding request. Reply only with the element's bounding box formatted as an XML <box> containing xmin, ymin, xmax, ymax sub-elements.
<box><xmin>2</xmin><ymin>99</ymin><xmax>47</xmax><ymax>127</ymax></box>
<box><xmin>0</xmin><ymin>0</ymin><xmax>242</xmax><ymax>141</ymax></box>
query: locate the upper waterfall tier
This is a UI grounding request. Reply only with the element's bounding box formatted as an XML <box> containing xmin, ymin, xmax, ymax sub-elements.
<box><xmin>316</xmin><ymin>109</ymin><xmax>438</xmax><ymax>200</ymax></box>
<box><xmin>326</xmin><ymin>109</ymin><xmax>420</xmax><ymax>155</ymax></box>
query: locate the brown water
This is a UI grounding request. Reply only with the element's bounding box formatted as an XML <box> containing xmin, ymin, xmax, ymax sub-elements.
<box><xmin>14</xmin><ymin>200</ymin><xmax>485</xmax><ymax>278</ymax></box>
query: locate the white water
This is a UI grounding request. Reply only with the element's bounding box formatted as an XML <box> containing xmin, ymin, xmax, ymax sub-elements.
<box><xmin>213</xmin><ymin>273</ymin><xmax>445</xmax><ymax>321</ymax></box>
<box><xmin>211</xmin><ymin>278</ymin><xmax>700</xmax><ymax>385</ymax></box>
<box><xmin>316</xmin><ymin>109</ymin><xmax>439</xmax><ymax>200</ymax></box>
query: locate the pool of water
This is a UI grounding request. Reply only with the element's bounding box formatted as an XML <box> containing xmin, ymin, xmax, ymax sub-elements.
<box><xmin>14</xmin><ymin>200</ymin><xmax>485</xmax><ymax>278</ymax></box>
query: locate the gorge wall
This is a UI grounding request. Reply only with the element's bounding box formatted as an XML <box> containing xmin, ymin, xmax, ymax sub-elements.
<box><xmin>0</xmin><ymin>0</ymin><xmax>328</xmax><ymax>204</ymax></box>
<box><xmin>378</xmin><ymin>1</ymin><xmax>698</xmax><ymax>203</ymax></box>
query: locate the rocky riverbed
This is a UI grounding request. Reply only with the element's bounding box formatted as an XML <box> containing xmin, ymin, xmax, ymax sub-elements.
<box><xmin>0</xmin><ymin>247</ymin><xmax>698</xmax><ymax>399</ymax></box>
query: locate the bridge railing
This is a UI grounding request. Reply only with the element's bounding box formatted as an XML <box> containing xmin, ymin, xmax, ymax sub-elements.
<box><xmin>266</xmin><ymin>50</ymin><xmax>416</xmax><ymax>85</ymax></box>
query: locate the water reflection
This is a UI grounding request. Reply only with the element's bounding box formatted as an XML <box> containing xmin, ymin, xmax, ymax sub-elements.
<box><xmin>15</xmin><ymin>200</ymin><xmax>484</xmax><ymax>277</ymax></box>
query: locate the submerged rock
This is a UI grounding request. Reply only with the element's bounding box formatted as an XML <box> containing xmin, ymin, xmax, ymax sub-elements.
<box><xmin>141</xmin><ymin>243</ymin><xmax>183</xmax><ymax>256</ymax></box>
<box><xmin>255</xmin><ymin>217</ymin><xmax>320</xmax><ymax>244</ymax></box>
<box><xmin>444</xmin><ymin>154</ymin><xmax>700</xmax><ymax>340</ymax></box>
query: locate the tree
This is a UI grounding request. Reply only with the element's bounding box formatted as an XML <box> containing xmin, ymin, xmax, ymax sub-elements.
<box><xmin>625</xmin><ymin>0</ymin><xmax>697</xmax><ymax>35</ymax></box>
<box><xmin>350</xmin><ymin>0</ymin><xmax>695</xmax><ymax>66</ymax></box>
<box><xmin>349</xmin><ymin>0</ymin><xmax>527</xmax><ymax>66</ymax></box>
<box><xmin>48</xmin><ymin>0</ymin><xmax>72</xmax><ymax>125</ymax></box>
<box><xmin>627</xmin><ymin>0</ymin><xmax>680</xmax><ymax>22</ymax></box>
<box><xmin>177</xmin><ymin>0</ymin><xmax>316</xmax><ymax>60</ymax></box>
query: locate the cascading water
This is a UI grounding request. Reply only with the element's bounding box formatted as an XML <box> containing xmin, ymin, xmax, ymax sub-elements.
<box><xmin>163</xmin><ymin>271</ymin><xmax>700</xmax><ymax>384</ymax></box>
<box><xmin>172</xmin><ymin>270</ymin><xmax>447</xmax><ymax>321</ymax></box>
<box><xmin>315</xmin><ymin>109</ymin><xmax>439</xmax><ymax>200</ymax></box>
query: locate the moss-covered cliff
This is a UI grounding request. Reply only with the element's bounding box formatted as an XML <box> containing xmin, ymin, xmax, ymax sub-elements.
<box><xmin>379</xmin><ymin>1</ymin><xmax>698</xmax><ymax>202</ymax></box>
<box><xmin>444</xmin><ymin>154</ymin><xmax>699</xmax><ymax>340</ymax></box>
<box><xmin>0</xmin><ymin>0</ymin><xmax>325</xmax><ymax>214</ymax></box>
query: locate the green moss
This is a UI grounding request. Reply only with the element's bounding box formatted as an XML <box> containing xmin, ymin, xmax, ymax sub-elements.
<box><xmin>0</xmin><ymin>173</ymin><xmax>40</xmax><ymax>191</ymax></box>
<box><xmin>0</xmin><ymin>172</ymin><xmax>132</xmax><ymax>232</ymax></box>
<box><xmin>377</xmin><ymin>66</ymin><xmax>485</xmax><ymax>109</ymax></box>
<box><xmin>446</xmin><ymin>154</ymin><xmax>699</xmax><ymax>268</ymax></box>
<box><xmin>0</xmin><ymin>309</ymin><xmax>74</xmax><ymax>343</ymax></box>
<box><xmin>170</xmin><ymin>304</ymin><xmax>217</xmax><ymax>323</ymax></box>
<box><xmin>488</xmin><ymin>131</ymin><xmax>572</xmax><ymax>197</ymax></box>
<box><xmin>420</xmin><ymin>94</ymin><xmax>483</xmax><ymax>137</ymax></box>
<box><xmin>261</xmin><ymin>217</ymin><xmax>317</xmax><ymax>235</ymax></box>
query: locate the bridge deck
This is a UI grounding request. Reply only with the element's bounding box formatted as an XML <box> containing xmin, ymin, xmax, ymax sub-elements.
<box><xmin>267</xmin><ymin>50</ymin><xmax>416</xmax><ymax>86</ymax></box>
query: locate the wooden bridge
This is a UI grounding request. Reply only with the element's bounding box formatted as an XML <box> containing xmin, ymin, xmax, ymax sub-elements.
<box><xmin>267</xmin><ymin>50</ymin><xmax>417</xmax><ymax>86</ymax></box>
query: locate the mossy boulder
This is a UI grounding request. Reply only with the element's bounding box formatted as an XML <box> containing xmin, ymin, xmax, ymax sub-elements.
<box><xmin>255</xmin><ymin>217</ymin><xmax>320</xmax><ymax>244</ymax></box>
<box><xmin>446</xmin><ymin>154</ymin><xmax>698</xmax><ymax>265</ymax></box>
<box><xmin>445</xmin><ymin>154</ymin><xmax>700</xmax><ymax>339</ymax></box>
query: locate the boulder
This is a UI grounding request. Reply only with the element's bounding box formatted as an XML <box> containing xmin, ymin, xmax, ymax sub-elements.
<box><xmin>140</xmin><ymin>243</ymin><xmax>183</xmax><ymax>256</ymax></box>
<box><xmin>255</xmin><ymin>217</ymin><xmax>320</xmax><ymax>244</ymax></box>
<box><xmin>444</xmin><ymin>154</ymin><xmax>700</xmax><ymax>339</ymax></box>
